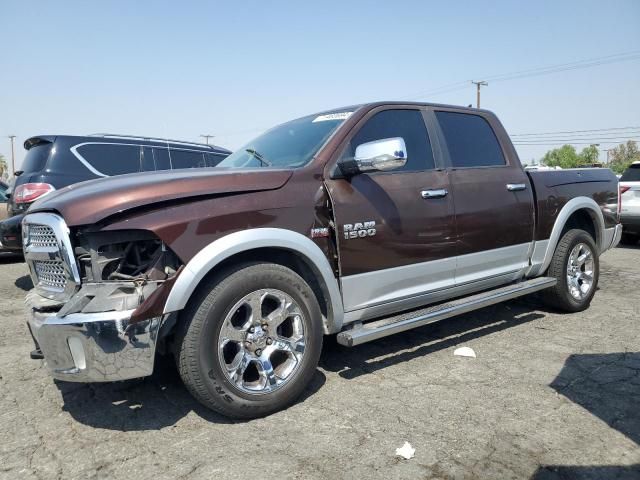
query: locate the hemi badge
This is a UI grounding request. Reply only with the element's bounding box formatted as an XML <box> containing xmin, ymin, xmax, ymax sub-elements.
<box><xmin>310</xmin><ymin>227</ymin><xmax>330</xmax><ymax>238</ymax></box>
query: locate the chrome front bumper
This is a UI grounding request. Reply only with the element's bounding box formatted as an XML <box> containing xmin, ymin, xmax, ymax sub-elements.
<box><xmin>27</xmin><ymin>308</ymin><xmax>162</xmax><ymax>382</ymax></box>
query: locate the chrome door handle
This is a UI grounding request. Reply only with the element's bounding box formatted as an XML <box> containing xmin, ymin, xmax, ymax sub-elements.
<box><xmin>506</xmin><ymin>183</ymin><xmax>527</xmax><ymax>191</ymax></box>
<box><xmin>421</xmin><ymin>189</ymin><xmax>448</xmax><ymax>199</ymax></box>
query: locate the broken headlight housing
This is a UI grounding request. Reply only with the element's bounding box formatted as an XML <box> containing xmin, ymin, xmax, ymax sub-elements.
<box><xmin>55</xmin><ymin>230</ymin><xmax>182</xmax><ymax>316</ymax></box>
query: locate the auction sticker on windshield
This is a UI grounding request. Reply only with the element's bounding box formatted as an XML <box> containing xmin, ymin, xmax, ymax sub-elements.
<box><xmin>312</xmin><ymin>112</ymin><xmax>353</xmax><ymax>122</ymax></box>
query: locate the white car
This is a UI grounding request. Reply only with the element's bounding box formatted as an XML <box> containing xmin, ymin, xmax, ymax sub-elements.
<box><xmin>620</xmin><ymin>161</ymin><xmax>640</xmax><ymax>244</ymax></box>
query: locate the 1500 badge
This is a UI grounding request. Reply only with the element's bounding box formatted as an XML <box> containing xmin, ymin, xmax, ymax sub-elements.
<box><xmin>343</xmin><ymin>221</ymin><xmax>376</xmax><ymax>239</ymax></box>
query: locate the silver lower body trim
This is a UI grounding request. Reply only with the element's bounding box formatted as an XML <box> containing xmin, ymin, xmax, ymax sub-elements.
<box><xmin>603</xmin><ymin>224</ymin><xmax>623</xmax><ymax>251</ymax></box>
<box><xmin>27</xmin><ymin>308</ymin><xmax>161</xmax><ymax>382</ymax></box>
<box><xmin>338</xmin><ymin>276</ymin><xmax>557</xmax><ymax>346</ymax></box>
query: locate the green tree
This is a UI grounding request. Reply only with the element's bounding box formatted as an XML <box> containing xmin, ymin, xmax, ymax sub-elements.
<box><xmin>542</xmin><ymin>145</ymin><xmax>581</xmax><ymax>168</ymax></box>
<box><xmin>0</xmin><ymin>154</ymin><xmax>8</xmax><ymax>181</ymax></box>
<box><xmin>608</xmin><ymin>140</ymin><xmax>640</xmax><ymax>175</ymax></box>
<box><xmin>579</xmin><ymin>145</ymin><xmax>600</xmax><ymax>165</ymax></box>
<box><xmin>541</xmin><ymin>144</ymin><xmax>604</xmax><ymax>169</ymax></box>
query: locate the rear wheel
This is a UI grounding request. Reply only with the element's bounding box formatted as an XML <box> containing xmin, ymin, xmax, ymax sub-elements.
<box><xmin>176</xmin><ymin>262</ymin><xmax>323</xmax><ymax>419</ymax></box>
<box><xmin>620</xmin><ymin>232</ymin><xmax>638</xmax><ymax>245</ymax></box>
<box><xmin>541</xmin><ymin>229</ymin><xmax>599</xmax><ymax>312</ymax></box>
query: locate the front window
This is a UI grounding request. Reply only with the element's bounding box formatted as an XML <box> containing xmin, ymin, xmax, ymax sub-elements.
<box><xmin>218</xmin><ymin>111</ymin><xmax>354</xmax><ymax>169</ymax></box>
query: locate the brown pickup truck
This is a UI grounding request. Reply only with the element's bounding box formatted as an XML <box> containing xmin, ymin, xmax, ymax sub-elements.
<box><xmin>22</xmin><ymin>102</ymin><xmax>622</xmax><ymax>418</ymax></box>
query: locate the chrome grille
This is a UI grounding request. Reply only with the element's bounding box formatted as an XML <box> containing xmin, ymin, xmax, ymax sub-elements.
<box><xmin>23</xmin><ymin>213</ymin><xmax>80</xmax><ymax>301</ymax></box>
<box><xmin>33</xmin><ymin>260</ymin><xmax>67</xmax><ymax>290</ymax></box>
<box><xmin>29</xmin><ymin>225</ymin><xmax>58</xmax><ymax>248</ymax></box>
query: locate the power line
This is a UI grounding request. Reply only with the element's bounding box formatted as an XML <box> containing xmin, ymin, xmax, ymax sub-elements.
<box><xmin>511</xmin><ymin>133</ymin><xmax>640</xmax><ymax>142</ymax></box>
<box><xmin>513</xmin><ymin>138</ymin><xmax>640</xmax><ymax>146</ymax></box>
<box><xmin>406</xmin><ymin>50</ymin><xmax>640</xmax><ymax>100</ymax></box>
<box><xmin>215</xmin><ymin>51</ymin><xmax>640</xmax><ymax>140</ymax></box>
<box><xmin>511</xmin><ymin>126</ymin><xmax>640</xmax><ymax>137</ymax></box>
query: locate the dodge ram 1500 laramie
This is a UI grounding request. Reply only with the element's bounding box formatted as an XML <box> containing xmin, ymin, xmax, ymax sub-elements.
<box><xmin>23</xmin><ymin>102</ymin><xmax>622</xmax><ymax>418</ymax></box>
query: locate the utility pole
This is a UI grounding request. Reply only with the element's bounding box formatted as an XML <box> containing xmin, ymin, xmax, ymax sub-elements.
<box><xmin>7</xmin><ymin>135</ymin><xmax>16</xmax><ymax>175</ymax></box>
<box><xmin>471</xmin><ymin>81</ymin><xmax>488</xmax><ymax>108</ymax></box>
<box><xmin>200</xmin><ymin>134</ymin><xmax>214</xmax><ymax>145</ymax></box>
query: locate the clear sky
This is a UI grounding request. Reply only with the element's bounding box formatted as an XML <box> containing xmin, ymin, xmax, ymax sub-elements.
<box><xmin>1</xmin><ymin>0</ymin><xmax>639</xmax><ymax>170</ymax></box>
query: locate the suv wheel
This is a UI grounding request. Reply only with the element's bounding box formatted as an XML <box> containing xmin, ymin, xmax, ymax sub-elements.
<box><xmin>176</xmin><ymin>262</ymin><xmax>323</xmax><ymax>419</ymax></box>
<box><xmin>541</xmin><ymin>229</ymin><xmax>599</xmax><ymax>312</ymax></box>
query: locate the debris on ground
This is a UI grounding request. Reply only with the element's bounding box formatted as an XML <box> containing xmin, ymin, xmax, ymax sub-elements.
<box><xmin>454</xmin><ymin>346</ymin><xmax>476</xmax><ymax>358</ymax></box>
<box><xmin>395</xmin><ymin>442</ymin><xmax>415</xmax><ymax>460</ymax></box>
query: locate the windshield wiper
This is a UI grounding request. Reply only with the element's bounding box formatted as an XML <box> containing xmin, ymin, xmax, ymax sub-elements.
<box><xmin>245</xmin><ymin>148</ymin><xmax>272</xmax><ymax>167</ymax></box>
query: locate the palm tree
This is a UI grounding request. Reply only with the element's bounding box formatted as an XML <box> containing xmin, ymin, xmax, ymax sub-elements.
<box><xmin>0</xmin><ymin>154</ymin><xmax>8</xmax><ymax>181</ymax></box>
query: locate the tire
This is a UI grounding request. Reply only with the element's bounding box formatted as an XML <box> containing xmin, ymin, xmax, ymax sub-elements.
<box><xmin>541</xmin><ymin>229</ymin><xmax>599</xmax><ymax>312</ymax></box>
<box><xmin>175</xmin><ymin>262</ymin><xmax>323</xmax><ymax>419</ymax></box>
<box><xmin>620</xmin><ymin>232</ymin><xmax>638</xmax><ymax>245</ymax></box>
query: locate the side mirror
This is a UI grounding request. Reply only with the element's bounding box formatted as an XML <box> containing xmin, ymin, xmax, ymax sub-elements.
<box><xmin>341</xmin><ymin>137</ymin><xmax>407</xmax><ymax>176</ymax></box>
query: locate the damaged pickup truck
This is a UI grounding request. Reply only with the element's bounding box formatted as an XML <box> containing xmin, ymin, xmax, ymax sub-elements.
<box><xmin>23</xmin><ymin>102</ymin><xmax>622</xmax><ymax>418</ymax></box>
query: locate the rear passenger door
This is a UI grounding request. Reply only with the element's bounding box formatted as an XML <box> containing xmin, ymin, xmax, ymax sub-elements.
<box><xmin>433</xmin><ymin>109</ymin><xmax>534</xmax><ymax>285</ymax></box>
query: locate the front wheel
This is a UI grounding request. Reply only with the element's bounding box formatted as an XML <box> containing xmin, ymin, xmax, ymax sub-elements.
<box><xmin>176</xmin><ymin>262</ymin><xmax>323</xmax><ymax>419</ymax></box>
<box><xmin>541</xmin><ymin>229</ymin><xmax>599</xmax><ymax>312</ymax></box>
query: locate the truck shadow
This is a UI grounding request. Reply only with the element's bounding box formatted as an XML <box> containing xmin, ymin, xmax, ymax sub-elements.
<box><xmin>56</xmin><ymin>357</ymin><xmax>327</xmax><ymax>430</ymax></box>
<box><xmin>549</xmin><ymin>352</ymin><xmax>640</xmax><ymax>446</ymax></box>
<box><xmin>56</xmin><ymin>300</ymin><xmax>537</xmax><ymax>431</ymax></box>
<box><xmin>14</xmin><ymin>274</ymin><xmax>33</xmax><ymax>291</ymax></box>
<box><xmin>531</xmin><ymin>352</ymin><xmax>640</xmax><ymax>479</ymax></box>
<box><xmin>0</xmin><ymin>252</ymin><xmax>24</xmax><ymax>264</ymax></box>
<box><xmin>320</xmin><ymin>299</ymin><xmax>545</xmax><ymax>379</ymax></box>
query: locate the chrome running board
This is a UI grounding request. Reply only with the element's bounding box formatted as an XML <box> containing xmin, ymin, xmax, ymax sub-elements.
<box><xmin>336</xmin><ymin>277</ymin><xmax>556</xmax><ymax>347</ymax></box>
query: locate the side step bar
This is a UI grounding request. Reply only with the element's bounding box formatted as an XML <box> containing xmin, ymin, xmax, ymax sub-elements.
<box><xmin>336</xmin><ymin>277</ymin><xmax>556</xmax><ymax>347</ymax></box>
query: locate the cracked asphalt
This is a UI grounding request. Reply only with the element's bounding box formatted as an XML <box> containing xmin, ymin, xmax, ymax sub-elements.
<box><xmin>1</xmin><ymin>246</ymin><xmax>639</xmax><ymax>480</ymax></box>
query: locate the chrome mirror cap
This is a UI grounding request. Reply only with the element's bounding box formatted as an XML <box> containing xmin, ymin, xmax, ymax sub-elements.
<box><xmin>353</xmin><ymin>137</ymin><xmax>407</xmax><ymax>173</ymax></box>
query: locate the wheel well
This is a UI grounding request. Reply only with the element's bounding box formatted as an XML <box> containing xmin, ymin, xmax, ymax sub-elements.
<box><xmin>561</xmin><ymin>209</ymin><xmax>597</xmax><ymax>245</ymax></box>
<box><xmin>197</xmin><ymin>247</ymin><xmax>332</xmax><ymax>329</ymax></box>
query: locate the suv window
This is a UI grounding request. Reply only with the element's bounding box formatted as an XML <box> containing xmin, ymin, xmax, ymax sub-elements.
<box><xmin>205</xmin><ymin>152</ymin><xmax>225</xmax><ymax>167</ymax></box>
<box><xmin>344</xmin><ymin>109</ymin><xmax>434</xmax><ymax>171</ymax></box>
<box><xmin>435</xmin><ymin>111</ymin><xmax>506</xmax><ymax>168</ymax></box>
<box><xmin>621</xmin><ymin>163</ymin><xmax>640</xmax><ymax>182</ymax></box>
<box><xmin>169</xmin><ymin>149</ymin><xmax>206</xmax><ymax>169</ymax></box>
<box><xmin>21</xmin><ymin>143</ymin><xmax>52</xmax><ymax>173</ymax></box>
<box><xmin>77</xmin><ymin>143</ymin><xmax>142</xmax><ymax>175</ymax></box>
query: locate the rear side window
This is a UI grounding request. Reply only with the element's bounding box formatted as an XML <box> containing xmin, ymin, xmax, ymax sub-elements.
<box><xmin>621</xmin><ymin>164</ymin><xmax>640</xmax><ymax>182</ymax></box>
<box><xmin>153</xmin><ymin>148</ymin><xmax>172</xmax><ymax>170</ymax></box>
<box><xmin>76</xmin><ymin>144</ymin><xmax>142</xmax><ymax>176</ymax></box>
<box><xmin>435</xmin><ymin>112</ymin><xmax>506</xmax><ymax>168</ymax></box>
<box><xmin>205</xmin><ymin>152</ymin><xmax>225</xmax><ymax>167</ymax></box>
<box><xmin>169</xmin><ymin>149</ymin><xmax>206</xmax><ymax>169</ymax></box>
<box><xmin>344</xmin><ymin>109</ymin><xmax>435</xmax><ymax>171</ymax></box>
<box><xmin>21</xmin><ymin>143</ymin><xmax>52</xmax><ymax>173</ymax></box>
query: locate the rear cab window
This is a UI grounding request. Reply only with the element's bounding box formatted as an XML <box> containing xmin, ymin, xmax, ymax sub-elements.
<box><xmin>620</xmin><ymin>164</ymin><xmax>640</xmax><ymax>182</ymax></box>
<box><xmin>435</xmin><ymin>111</ymin><xmax>506</xmax><ymax>168</ymax></box>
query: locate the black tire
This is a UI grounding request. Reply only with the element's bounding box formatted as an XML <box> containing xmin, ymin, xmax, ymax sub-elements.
<box><xmin>541</xmin><ymin>229</ymin><xmax>599</xmax><ymax>312</ymax></box>
<box><xmin>620</xmin><ymin>232</ymin><xmax>638</xmax><ymax>245</ymax></box>
<box><xmin>175</xmin><ymin>262</ymin><xmax>323</xmax><ymax>419</ymax></box>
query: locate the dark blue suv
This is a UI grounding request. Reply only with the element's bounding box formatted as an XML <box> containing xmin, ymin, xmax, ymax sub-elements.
<box><xmin>1</xmin><ymin>134</ymin><xmax>231</xmax><ymax>251</ymax></box>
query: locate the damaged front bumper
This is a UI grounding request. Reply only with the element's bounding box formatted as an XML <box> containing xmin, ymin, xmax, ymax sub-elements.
<box><xmin>27</xmin><ymin>305</ymin><xmax>162</xmax><ymax>382</ymax></box>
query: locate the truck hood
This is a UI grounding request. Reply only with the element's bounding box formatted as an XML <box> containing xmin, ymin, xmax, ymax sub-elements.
<box><xmin>28</xmin><ymin>167</ymin><xmax>294</xmax><ymax>226</ymax></box>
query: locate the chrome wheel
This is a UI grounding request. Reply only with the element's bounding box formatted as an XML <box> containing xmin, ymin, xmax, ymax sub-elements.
<box><xmin>217</xmin><ymin>289</ymin><xmax>306</xmax><ymax>395</ymax></box>
<box><xmin>566</xmin><ymin>242</ymin><xmax>594</xmax><ymax>300</ymax></box>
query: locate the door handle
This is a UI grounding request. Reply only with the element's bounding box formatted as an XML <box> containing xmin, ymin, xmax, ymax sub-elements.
<box><xmin>421</xmin><ymin>189</ymin><xmax>448</xmax><ymax>199</ymax></box>
<box><xmin>506</xmin><ymin>183</ymin><xmax>527</xmax><ymax>192</ymax></box>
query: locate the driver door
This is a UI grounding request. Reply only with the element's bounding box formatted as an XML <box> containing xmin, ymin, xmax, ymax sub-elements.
<box><xmin>325</xmin><ymin>107</ymin><xmax>456</xmax><ymax>318</ymax></box>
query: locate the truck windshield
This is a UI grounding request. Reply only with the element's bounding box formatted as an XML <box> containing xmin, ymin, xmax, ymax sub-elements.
<box><xmin>218</xmin><ymin>111</ymin><xmax>353</xmax><ymax>168</ymax></box>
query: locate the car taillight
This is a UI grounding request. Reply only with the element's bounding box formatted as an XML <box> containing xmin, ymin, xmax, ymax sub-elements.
<box><xmin>618</xmin><ymin>185</ymin><xmax>630</xmax><ymax>221</ymax></box>
<box><xmin>13</xmin><ymin>183</ymin><xmax>55</xmax><ymax>204</ymax></box>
